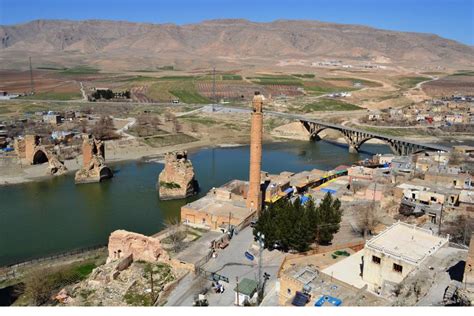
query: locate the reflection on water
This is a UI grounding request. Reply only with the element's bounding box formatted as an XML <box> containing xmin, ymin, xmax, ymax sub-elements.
<box><xmin>0</xmin><ymin>140</ymin><xmax>391</xmax><ymax>266</ymax></box>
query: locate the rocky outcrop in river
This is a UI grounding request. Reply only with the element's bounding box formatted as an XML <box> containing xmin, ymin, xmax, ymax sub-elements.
<box><xmin>158</xmin><ymin>151</ymin><xmax>198</xmax><ymax>200</ymax></box>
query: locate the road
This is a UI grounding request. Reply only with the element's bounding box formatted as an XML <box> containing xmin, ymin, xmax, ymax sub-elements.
<box><xmin>79</xmin><ymin>81</ymin><xmax>87</xmax><ymax>101</ymax></box>
<box><xmin>165</xmin><ymin>226</ymin><xmax>285</xmax><ymax>306</ymax></box>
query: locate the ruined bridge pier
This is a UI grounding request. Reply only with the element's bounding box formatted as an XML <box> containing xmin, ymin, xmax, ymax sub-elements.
<box><xmin>300</xmin><ymin>120</ymin><xmax>448</xmax><ymax>156</ymax></box>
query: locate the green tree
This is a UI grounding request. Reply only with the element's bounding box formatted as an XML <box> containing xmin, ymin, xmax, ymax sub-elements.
<box><xmin>253</xmin><ymin>193</ymin><xmax>342</xmax><ymax>252</ymax></box>
<box><xmin>315</xmin><ymin>193</ymin><xmax>342</xmax><ymax>245</ymax></box>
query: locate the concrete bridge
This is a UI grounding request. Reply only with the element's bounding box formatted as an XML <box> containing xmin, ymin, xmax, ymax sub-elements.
<box><xmin>280</xmin><ymin>113</ymin><xmax>451</xmax><ymax>155</ymax></box>
<box><xmin>210</xmin><ymin>105</ymin><xmax>451</xmax><ymax>155</ymax></box>
<box><xmin>297</xmin><ymin>119</ymin><xmax>451</xmax><ymax>155</ymax></box>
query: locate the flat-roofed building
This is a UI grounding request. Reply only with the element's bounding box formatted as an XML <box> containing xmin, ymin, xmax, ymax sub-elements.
<box><xmin>181</xmin><ymin>180</ymin><xmax>255</xmax><ymax>231</ymax></box>
<box><xmin>362</xmin><ymin>221</ymin><xmax>449</xmax><ymax>292</ymax></box>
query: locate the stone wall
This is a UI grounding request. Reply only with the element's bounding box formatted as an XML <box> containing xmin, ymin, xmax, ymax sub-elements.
<box><xmin>107</xmin><ymin>230</ymin><xmax>169</xmax><ymax>263</ymax></box>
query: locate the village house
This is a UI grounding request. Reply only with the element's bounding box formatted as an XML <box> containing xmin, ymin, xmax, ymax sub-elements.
<box><xmin>361</xmin><ymin>222</ymin><xmax>449</xmax><ymax>293</ymax></box>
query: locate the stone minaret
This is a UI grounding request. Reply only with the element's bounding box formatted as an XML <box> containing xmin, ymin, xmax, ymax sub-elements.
<box><xmin>246</xmin><ymin>92</ymin><xmax>264</xmax><ymax>214</ymax></box>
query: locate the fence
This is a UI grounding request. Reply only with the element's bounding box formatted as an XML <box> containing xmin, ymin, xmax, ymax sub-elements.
<box><xmin>0</xmin><ymin>244</ymin><xmax>107</xmax><ymax>282</ymax></box>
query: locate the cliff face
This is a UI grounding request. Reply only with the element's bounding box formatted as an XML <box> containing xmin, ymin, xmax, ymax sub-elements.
<box><xmin>158</xmin><ymin>151</ymin><xmax>198</xmax><ymax>200</ymax></box>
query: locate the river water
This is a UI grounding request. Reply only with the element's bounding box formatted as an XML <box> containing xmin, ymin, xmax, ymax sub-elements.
<box><xmin>0</xmin><ymin>140</ymin><xmax>391</xmax><ymax>266</ymax></box>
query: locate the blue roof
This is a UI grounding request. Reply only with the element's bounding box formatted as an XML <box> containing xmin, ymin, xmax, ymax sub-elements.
<box><xmin>314</xmin><ymin>295</ymin><xmax>342</xmax><ymax>307</ymax></box>
<box><xmin>283</xmin><ymin>187</ymin><xmax>294</xmax><ymax>194</ymax></box>
<box><xmin>321</xmin><ymin>188</ymin><xmax>337</xmax><ymax>194</ymax></box>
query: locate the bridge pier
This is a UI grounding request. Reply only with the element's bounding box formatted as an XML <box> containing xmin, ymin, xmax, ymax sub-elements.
<box><xmin>348</xmin><ymin>145</ymin><xmax>359</xmax><ymax>154</ymax></box>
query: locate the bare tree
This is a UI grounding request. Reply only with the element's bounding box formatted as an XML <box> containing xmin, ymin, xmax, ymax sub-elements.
<box><xmin>163</xmin><ymin>217</ymin><xmax>186</xmax><ymax>253</ymax></box>
<box><xmin>171</xmin><ymin>116</ymin><xmax>182</xmax><ymax>133</ymax></box>
<box><xmin>91</xmin><ymin>116</ymin><xmax>119</xmax><ymax>140</ymax></box>
<box><xmin>190</xmin><ymin>122</ymin><xmax>199</xmax><ymax>133</ymax></box>
<box><xmin>352</xmin><ymin>201</ymin><xmax>383</xmax><ymax>239</ymax></box>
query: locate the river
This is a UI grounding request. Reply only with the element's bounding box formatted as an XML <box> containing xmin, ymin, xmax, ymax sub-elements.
<box><xmin>0</xmin><ymin>140</ymin><xmax>391</xmax><ymax>266</ymax></box>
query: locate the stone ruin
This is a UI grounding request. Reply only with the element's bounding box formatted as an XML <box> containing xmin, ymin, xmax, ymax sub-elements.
<box><xmin>157</xmin><ymin>150</ymin><xmax>199</xmax><ymax>200</ymax></box>
<box><xmin>75</xmin><ymin>134</ymin><xmax>113</xmax><ymax>184</ymax></box>
<box><xmin>107</xmin><ymin>229</ymin><xmax>169</xmax><ymax>263</ymax></box>
<box><xmin>16</xmin><ymin>134</ymin><xmax>68</xmax><ymax>175</ymax></box>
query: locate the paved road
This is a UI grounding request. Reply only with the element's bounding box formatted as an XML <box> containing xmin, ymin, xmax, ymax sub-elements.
<box><xmin>165</xmin><ymin>226</ymin><xmax>285</xmax><ymax>306</ymax></box>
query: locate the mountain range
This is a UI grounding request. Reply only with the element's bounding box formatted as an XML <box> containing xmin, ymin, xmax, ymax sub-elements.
<box><xmin>1</xmin><ymin>19</ymin><xmax>473</xmax><ymax>71</ymax></box>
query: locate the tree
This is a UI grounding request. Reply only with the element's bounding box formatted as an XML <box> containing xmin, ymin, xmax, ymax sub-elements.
<box><xmin>91</xmin><ymin>116</ymin><xmax>118</xmax><ymax>140</ymax></box>
<box><xmin>315</xmin><ymin>193</ymin><xmax>342</xmax><ymax>245</ymax></box>
<box><xmin>253</xmin><ymin>193</ymin><xmax>342</xmax><ymax>252</ymax></box>
<box><xmin>163</xmin><ymin>217</ymin><xmax>186</xmax><ymax>253</ymax></box>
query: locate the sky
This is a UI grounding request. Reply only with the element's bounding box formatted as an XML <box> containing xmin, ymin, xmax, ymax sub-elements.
<box><xmin>0</xmin><ymin>0</ymin><xmax>473</xmax><ymax>45</ymax></box>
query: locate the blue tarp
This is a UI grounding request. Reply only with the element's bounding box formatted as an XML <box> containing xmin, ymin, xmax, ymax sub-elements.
<box><xmin>314</xmin><ymin>295</ymin><xmax>342</xmax><ymax>307</ymax></box>
<box><xmin>321</xmin><ymin>188</ymin><xmax>337</xmax><ymax>195</ymax></box>
<box><xmin>283</xmin><ymin>187</ymin><xmax>294</xmax><ymax>195</ymax></box>
<box><xmin>2</xmin><ymin>148</ymin><xmax>13</xmax><ymax>152</ymax></box>
<box><xmin>300</xmin><ymin>195</ymin><xmax>310</xmax><ymax>205</ymax></box>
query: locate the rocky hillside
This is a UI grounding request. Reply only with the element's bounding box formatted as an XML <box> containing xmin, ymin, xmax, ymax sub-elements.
<box><xmin>1</xmin><ymin>19</ymin><xmax>473</xmax><ymax>70</ymax></box>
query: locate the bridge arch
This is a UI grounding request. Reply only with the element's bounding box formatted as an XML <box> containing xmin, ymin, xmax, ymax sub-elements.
<box><xmin>32</xmin><ymin>149</ymin><xmax>49</xmax><ymax>165</ymax></box>
<box><xmin>355</xmin><ymin>136</ymin><xmax>399</xmax><ymax>154</ymax></box>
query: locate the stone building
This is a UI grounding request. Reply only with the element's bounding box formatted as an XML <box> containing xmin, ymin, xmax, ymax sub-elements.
<box><xmin>107</xmin><ymin>229</ymin><xmax>169</xmax><ymax>263</ymax></box>
<box><xmin>362</xmin><ymin>221</ymin><xmax>449</xmax><ymax>293</ymax></box>
<box><xmin>181</xmin><ymin>180</ymin><xmax>254</xmax><ymax>231</ymax></box>
<box><xmin>158</xmin><ymin>151</ymin><xmax>198</xmax><ymax>200</ymax></box>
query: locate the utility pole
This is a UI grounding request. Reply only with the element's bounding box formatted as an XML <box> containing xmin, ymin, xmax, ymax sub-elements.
<box><xmin>256</xmin><ymin>232</ymin><xmax>265</xmax><ymax>304</ymax></box>
<box><xmin>29</xmin><ymin>56</ymin><xmax>35</xmax><ymax>95</ymax></box>
<box><xmin>438</xmin><ymin>203</ymin><xmax>443</xmax><ymax>235</ymax></box>
<box><xmin>236</xmin><ymin>276</ymin><xmax>239</xmax><ymax>306</ymax></box>
<box><xmin>212</xmin><ymin>67</ymin><xmax>216</xmax><ymax>104</ymax></box>
<box><xmin>228</xmin><ymin>212</ymin><xmax>232</xmax><ymax>232</ymax></box>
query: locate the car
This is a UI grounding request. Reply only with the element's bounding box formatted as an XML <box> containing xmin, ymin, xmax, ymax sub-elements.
<box><xmin>250</xmin><ymin>220</ymin><xmax>257</xmax><ymax>228</ymax></box>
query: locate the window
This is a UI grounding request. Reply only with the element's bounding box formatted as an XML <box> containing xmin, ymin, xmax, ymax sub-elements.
<box><xmin>393</xmin><ymin>263</ymin><xmax>403</xmax><ymax>273</ymax></box>
<box><xmin>372</xmin><ymin>256</ymin><xmax>381</xmax><ymax>265</ymax></box>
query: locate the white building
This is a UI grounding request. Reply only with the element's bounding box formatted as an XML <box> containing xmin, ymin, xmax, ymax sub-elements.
<box><xmin>362</xmin><ymin>221</ymin><xmax>449</xmax><ymax>293</ymax></box>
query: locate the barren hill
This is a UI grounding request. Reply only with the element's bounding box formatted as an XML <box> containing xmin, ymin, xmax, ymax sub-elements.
<box><xmin>1</xmin><ymin>19</ymin><xmax>473</xmax><ymax>71</ymax></box>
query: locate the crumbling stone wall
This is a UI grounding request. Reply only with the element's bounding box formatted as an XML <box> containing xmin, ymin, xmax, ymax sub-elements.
<box><xmin>107</xmin><ymin>230</ymin><xmax>169</xmax><ymax>263</ymax></box>
<box><xmin>158</xmin><ymin>151</ymin><xmax>198</xmax><ymax>200</ymax></box>
<box><xmin>75</xmin><ymin>134</ymin><xmax>112</xmax><ymax>184</ymax></box>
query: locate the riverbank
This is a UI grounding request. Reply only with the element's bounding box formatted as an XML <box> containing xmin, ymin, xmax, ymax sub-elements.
<box><xmin>0</xmin><ymin>136</ymin><xmax>253</xmax><ymax>186</ymax></box>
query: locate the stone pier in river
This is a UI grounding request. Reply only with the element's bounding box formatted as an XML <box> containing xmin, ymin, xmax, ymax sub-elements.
<box><xmin>75</xmin><ymin>134</ymin><xmax>113</xmax><ymax>184</ymax></box>
<box><xmin>158</xmin><ymin>151</ymin><xmax>198</xmax><ymax>200</ymax></box>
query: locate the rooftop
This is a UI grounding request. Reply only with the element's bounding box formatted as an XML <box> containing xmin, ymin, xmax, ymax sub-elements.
<box><xmin>234</xmin><ymin>278</ymin><xmax>258</xmax><ymax>296</ymax></box>
<box><xmin>365</xmin><ymin>221</ymin><xmax>449</xmax><ymax>265</ymax></box>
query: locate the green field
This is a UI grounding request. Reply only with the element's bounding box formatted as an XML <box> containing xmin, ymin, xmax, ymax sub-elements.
<box><xmin>143</xmin><ymin>133</ymin><xmax>197</xmax><ymax>147</ymax></box>
<box><xmin>222</xmin><ymin>74</ymin><xmax>243</xmax><ymax>80</ymax></box>
<box><xmin>292</xmin><ymin>73</ymin><xmax>315</xmax><ymax>78</ymax></box>
<box><xmin>302</xmin><ymin>99</ymin><xmax>362</xmax><ymax>112</ymax></box>
<box><xmin>451</xmin><ymin>70</ymin><xmax>474</xmax><ymax>76</ymax></box>
<box><xmin>169</xmin><ymin>89</ymin><xmax>210</xmax><ymax>103</ymax></box>
<box><xmin>323</xmin><ymin>77</ymin><xmax>383</xmax><ymax>87</ymax></box>
<box><xmin>20</xmin><ymin>91</ymin><xmax>82</xmax><ymax>101</ymax></box>
<box><xmin>157</xmin><ymin>75</ymin><xmax>196</xmax><ymax>81</ymax></box>
<box><xmin>304</xmin><ymin>85</ymin><xmax>356</xmax><ymax>96</ymax></box>
<box><xmin>249</xmin><ymin>75</ymin><xmax>303</xmax><ymax>86</ymax></box>
<box><xmin>59</xmin><ymin>66</ymin><xmax>100</xmax><ymax>75</ymax></box>
<box><xmin>36</xmin><ymin>66</ymin><xmax>68</xmax><ymax>71</ymax></box>
<box><xmin>396</xmin><ymin>76</ymin><xmax>431</xmax><ymax>89</ymax></box>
